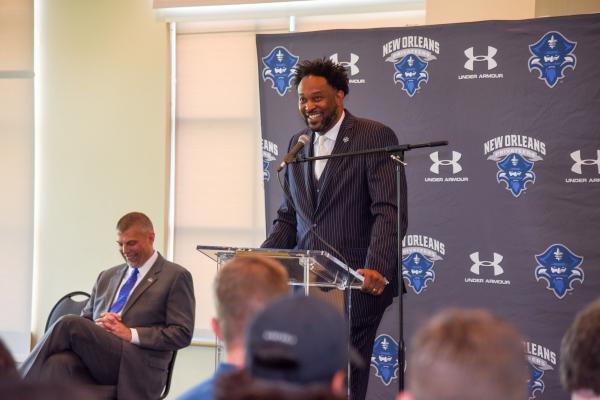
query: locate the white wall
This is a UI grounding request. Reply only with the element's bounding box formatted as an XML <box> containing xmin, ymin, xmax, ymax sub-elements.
<box><xmin>0</xmin><ymin>0</ymin><xmax>34</xmax><ymax>363</ymax></box>
<box><xmin>35</xmin><ymin>0</ymin><xmax>169</xmax><ymax>338</ymax></box>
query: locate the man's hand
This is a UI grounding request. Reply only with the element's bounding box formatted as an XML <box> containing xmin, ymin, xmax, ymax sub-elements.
<box><xmin>96</xmin><ymin>312</ymin><xmax>132</xmax><ymax>342</ymax></box>
<box><xmin>357</xmin><ymin>269</ymin><xmax>386</xmax><ymax>296</ymax></box>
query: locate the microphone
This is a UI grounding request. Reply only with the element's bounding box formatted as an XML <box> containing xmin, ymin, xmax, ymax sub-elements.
<box><xmin>421</xmin><ymin>140</ymin><xmax>448</xmax><ymax>148</ymax></box>
<box><xmin>277</xmin><ymin>134</ymin><xmax>311</xmax><ymax>172</ymax></box>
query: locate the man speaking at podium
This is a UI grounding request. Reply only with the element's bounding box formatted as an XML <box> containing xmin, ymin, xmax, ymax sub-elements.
<box><xmin>262</xmin><ymin>58</ymin><xmax>407</xmax><ymax>400</ymax></box>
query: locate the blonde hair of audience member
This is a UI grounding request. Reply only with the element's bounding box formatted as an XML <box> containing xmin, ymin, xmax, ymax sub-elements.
<box><xmin>213</xmin><ymin>255</ymin><xmax>289</xmax><ymax>365</ymax></box>
<box><xmin>560</xmin><ymin>298</ymin><xmax>600</xmax><ymax>400</ymax></box>
<box><xmin>398</xmin><ymin>308</ymin><xmax>527</xmax><ymax>400</ymax></box>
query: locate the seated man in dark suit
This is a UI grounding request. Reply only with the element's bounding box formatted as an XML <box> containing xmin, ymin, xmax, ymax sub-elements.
<box><xmin>20</xmin><ymin>212</ymin><xmax>195</xmax><ymax>399</ymax></box>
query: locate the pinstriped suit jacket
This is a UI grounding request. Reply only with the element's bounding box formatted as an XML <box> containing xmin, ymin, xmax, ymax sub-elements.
<box><xmin>263</xmin><ymin>111</ymin><xmax>407</xmax><ymax>318</ymax></box>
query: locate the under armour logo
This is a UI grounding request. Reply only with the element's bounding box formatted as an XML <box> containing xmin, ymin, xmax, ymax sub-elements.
<box><xmin>464</xmin><ymin>46</ymin><xmax>498</xmax><ymax>71</ymax></box>
<box><xmin>470</xmin><ymin>252</ymin><xmax>503</xmax><ymax>276</ymax></box>
<box><xmin>570</xmin><ymin>150</ymin><xmax>600</xmax><ymax>174</ymax></box>
<box><xmin>430</xmin><ymin>151</ymin><xmax>462</xmax><ymax>174</ymax></box>
<box><xmin>330</xmin><ymin>53</ymin><xmax>359</xmax><ymax>76</ymax></box>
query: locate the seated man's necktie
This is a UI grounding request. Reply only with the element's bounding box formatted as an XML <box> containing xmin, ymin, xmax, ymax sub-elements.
<box><xmin>109</xmin><ymin>268</ymin><xmax>139</xmax><ymax>313</ymax></box>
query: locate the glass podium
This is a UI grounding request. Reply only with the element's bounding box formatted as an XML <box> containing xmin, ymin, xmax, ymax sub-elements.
<box><xmin>196</xmin><ymin>245</ymin><xmax>363</xmax><ymax>392</ymax></box>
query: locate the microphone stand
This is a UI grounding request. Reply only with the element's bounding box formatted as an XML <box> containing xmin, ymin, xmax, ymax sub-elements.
<box><xmin>290</xmin><ymin>140</ymin><xmax>448</xmax><ymax>392</ymax></box>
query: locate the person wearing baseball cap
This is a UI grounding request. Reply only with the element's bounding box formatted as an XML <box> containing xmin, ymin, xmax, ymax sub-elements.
<box><xmin>215</xmin><ymin>295</ymin><xmax>360</xmax><ymax>400</ymax></box>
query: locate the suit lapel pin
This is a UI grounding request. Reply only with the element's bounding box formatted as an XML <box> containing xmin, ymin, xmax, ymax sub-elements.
<box><xmin>343</xmin><ymin>136</ymin><xmax>350</xmax><ymax>143</ymax></box>
<box><xmin>147</xmin><ymin>277</ymin><xmax>154</xmax><ymax>283</ymax></box>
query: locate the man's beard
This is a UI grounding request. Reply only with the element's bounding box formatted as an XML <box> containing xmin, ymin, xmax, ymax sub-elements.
<box><xmin>304</xmin><ymin>106</ymin><xmax>338</xmax><ymax>133</ymax></box>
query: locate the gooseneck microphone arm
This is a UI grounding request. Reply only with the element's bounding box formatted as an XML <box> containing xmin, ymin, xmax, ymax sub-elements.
<box><xmin>288</xmin><ymin>140</ymin><xmax>449</xmax><ymax>164</ymax></box>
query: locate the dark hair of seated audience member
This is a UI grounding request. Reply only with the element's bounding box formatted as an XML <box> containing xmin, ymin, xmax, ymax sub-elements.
<box><xmin>214</xmin><ymin>368</ymin><xmax>346</xmax><ymax>400</ymax></box>
<box><xmin>0</xmin><ymin>339</ymin><xmax>19</xmax><ymax>383</ymax></box>
<box><xmin>560</xmin><ymin>298</ymin><xmax>600</xmax><ymax>396</ymax></box>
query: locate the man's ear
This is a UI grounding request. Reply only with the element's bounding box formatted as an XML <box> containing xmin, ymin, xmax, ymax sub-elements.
<box><xmin>336</xmin><ymin>90</ymin><xmax>345</xmax><ymax>108</ymax></box>
<box><xmin>211</xmin><ymin>317</ymin><xmax>223</xmax><ymax>340</ymax></box>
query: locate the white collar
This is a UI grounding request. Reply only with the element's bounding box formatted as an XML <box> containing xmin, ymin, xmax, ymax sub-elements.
<box><xmin>313</xmin><ymin>110</ymin><xmax>345</xmax><ymax>144</ymax></box>
<box><xmin>129</xmin><ymin>250</ymin><xmax>157</xmax><ymax>278</ymax></box>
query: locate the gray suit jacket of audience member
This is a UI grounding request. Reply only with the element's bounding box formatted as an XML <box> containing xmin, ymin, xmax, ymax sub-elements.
<box><xmin>81</xmin><ymin>253</ymin><xmax>195</xmax><ymax>399</ymax></box>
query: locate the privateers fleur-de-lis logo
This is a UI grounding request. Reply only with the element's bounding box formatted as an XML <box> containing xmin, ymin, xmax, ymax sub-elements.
<box><xmin>401</xmin><ymin>234</ymin><xmax>445</xmax><ymax>294</ymax></box>
<box><xmin>402</xmin><ymin>252</ymin><xmax>435</xmax><ymax>294</ymax></box>
<box><xmin>370</xmin><ymin>335</ymin><xmax>399</xmax><ymax>386</ymax></box>
<box><xmin>261</xmin><ymin>46</ymin><xmax>299</xmax><ymax>96</ymax></box>
<box><xmin>393</xmin><ymin>54</ymin><xmax>429</xmax><ymax>97</ymax></box>
<box><xmin>526</xmin><ymin>341</ymin><xmax>557</xmax><ymax>400</ymax></box>
<box><xmin>534</xmin><ymin>244</ymin><xmax>584</xmax><ymax>299</ymax></box>
<box><xmin>484</xmin><ymin>134</ymin><xmax>546</xmax><ymax>198</ymax></box>
<box><xmin>528</xmin><ymin>31</ymin><xmax>577</xmax><ymax>88</ymax></box>
<box><xmin>496</xmin><ymin>153</ymin><xmax>536</xmax><ymax>197</ymax></box>
<box><xmin>528</xmin><ymin>362</ymin><xmax>547</xmax><ymax>399</ymax></box>
<box><xmin>382</xmin><ymin>36</ymin><xmax>440</xmax><ymax>97</ymax></box>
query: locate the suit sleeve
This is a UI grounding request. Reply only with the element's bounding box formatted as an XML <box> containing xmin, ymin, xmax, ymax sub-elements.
<box><xmin>135</xmin><ymin>268</ymin><xmax>196</xmax><ymax>351</ymax></box>
<box><xmin>365</xmin><ymin>126</ymin><xmax>407</xmax><ymax>280</ymax></box>
<box><xmin>261</xmin><ymin>136</ymin><xmax>298</xmax><ymax>249</ymax></box>
<box><xmin>80</xmin><ymin>271</ymin><xmax>103</xmax><ymax>320</ymax></box>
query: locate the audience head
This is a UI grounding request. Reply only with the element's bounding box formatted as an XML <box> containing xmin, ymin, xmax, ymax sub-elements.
<box><xmin>213</xmin><ymin>255</ymin><xmax>289</xmax><ymax>353</ymax></box>
<box><xmin>115</xmin><ymin>212</ymin><xmax>155</xmax><ymax>267</ymax></box>
<box><xmin>216</xmin><ymin>295</ymin><xmax>349</xmax><ymax>400</ymax></box>
<box><xmin>560</xmin><ymin>298</ymin><xmax>600</xmax><ymax>400</ymax></box>
<box><xmin>0</xmin><ymin>339</ymin><xmax>18</xmax><ymax>382</ymax></box>
<box><xmin>0</xmin><ymin>382</ymin><xmax>101</xmax><ymax>400</ymax></box>
<box><xmin>404</xmin><ymin>308</ymin><xmax>527</xmax><ymax>400</ymax></box>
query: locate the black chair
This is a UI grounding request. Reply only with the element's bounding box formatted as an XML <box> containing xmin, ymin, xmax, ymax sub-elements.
<box><xmin>159</xmin><ymin>351</ymin><xmax>177</xmax><ymax>400</ymax></box>
<box><xmin>95</xmin><ymin>351</ymin><xmax>177</xmax><ymax>399</ymax></box>
<box><xmin>44</xmin><ymin>291</ymin><xmax>91</xmax><ymax>332</ymax></box>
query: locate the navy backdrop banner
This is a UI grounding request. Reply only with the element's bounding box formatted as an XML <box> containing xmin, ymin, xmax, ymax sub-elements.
<box><xmin>257</xmin><ymin>13</ymin><xmax>600</xmax><ymax>400</ymax></box>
